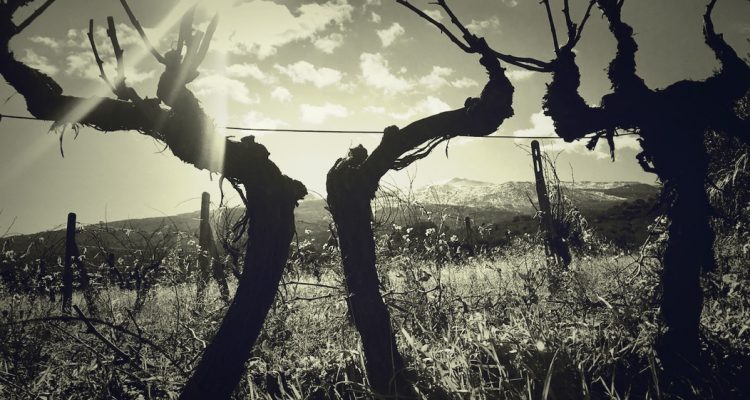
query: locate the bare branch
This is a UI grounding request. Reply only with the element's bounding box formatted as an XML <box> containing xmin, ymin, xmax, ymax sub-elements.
<box><xmin>598</xmin><ymin>0</ymin><xmax>647</xmax><ymax>93</ymax></box>
<box><xmin>541</xmin><ymin>0</ymin><xmax>561</xmax><ymax>55</ymax></box>
<box><xmin>14</xmin><ymin>0</ymin><xmax>56</xmax><ymax>33</ymax></box>
<box><xmin>395</xmin><ymin>0</ymin><xmax>471</xmax><ymax>52</ymax></box>
<box><xmin>560</xmin><ymin>0</ymin><xmax>596</xmax><ymax>49</ymax></box>
<box><xmin>177</xmin><ymin>5</ymin><xmax>196</xmax><ymax>56</ymax></box>
<box><xmin>362</xmin><ymin>50</ymin><xmax>514</xmax><ymax>179</ymax></box>
<box><xmin>118</xmin><ymin>0</ymin><xmax>165</xmax><ymax>64</ymax></box>
<box><xmin>489</xmin><ymin>48</ymin><xmax>552</xmax><ymax>71</ymax></box>
<box><xmin>87</xmin><ymin>19</ymin><xmax>117</xmax><ymax>94</ymax></box>
<box><xmin>73</xmin><ymin>305</ymin><xmax>139</xmax><ymax>368</ymax></box>
<box><xmin>180</xmin><ymin>30</ymin><xmax>203</xmax><ymax>78</ymax></box>
<box><xmin>396</xmin><ymin>0</ymin><xmax>550</xmax><ymax>70</ymax></box>
<box><xmin>435</xmin><ymin>0</ymin><xmax>472</xmax><ymax>41</ymax></box>
<box><xmin>190</xmin><ymin>13</ymin><xmax>218</xmax><ymax>73</ymax></box>
<box><xmin>169</xmin><ymin>11</ymin><xmax>219</xmax><ymax>83</ymax></box>
<box><xmin>574</xmin><ymin>1</ymin><xmax>597</xmax><ymax>45</ymax></box>
<box><xmin>562</xmin><ymin>0</ymin><xmax>576</xmax><ymax>38</ymax></box>
<box><xmin>106</xmin><ymin>16</ymin><xmax>125</xmax><ymax>83</ymax></box>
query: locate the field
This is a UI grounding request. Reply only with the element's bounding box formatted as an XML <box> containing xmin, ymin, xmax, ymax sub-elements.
<box><xmin>2</xmin><ymin>221</ymin><xmax>749</xmax><ymax>399</ymax></box>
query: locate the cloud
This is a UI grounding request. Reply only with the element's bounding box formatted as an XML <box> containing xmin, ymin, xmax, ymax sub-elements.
<box><xmin>242</xmin><ymin>111</ymin><xmax>288</xmax><ymax>130</ymax></box>
<box><xmin>360</xmin><ymin>52</ymin><xmax>413</xmax><ymax>94</ymax></box>
<box><xmin>65</xmin><ymin>23</ymin><xmax>152</xmax><ymax>51</ymax></box>
<box><xmin>390</xmin><ymin>96</ymin><xmax>450</xmax><ymax>120</ymax></box>
<box><xmin>190</xmin><ymin>75</ymin><xmax>259</xmax><ymax>105</ymax></box>
<box><xmin>512</xmin><ymin>111</ymin><xmax>641</xmax><ymax>157</ymax></box>
<box><xmin>507</xmin><ymin>69</ymin><xmax>536</xmax><ymax>82</ymax></box>
<box><xmin>513</xmin><ymin>112</ymin><xmax>555</xmax><ymax>140</ymax></box>
<box><xmin>364</xmin><ymin>106</ymin><xmax>386</xmax><ymax>114</ymax></box>
<box><xmin>451</xmin><ymin>77</ymin><xmax>479</xmax><ymax>88</ymax></box>
<box><xmin>65</xmin><ymin>52</ymin><xmax>154</xmax><ymax>83</ymax></box>
<box><xmin>377</xmin><ymin>22</ymin><xmax>405</xmax><ymax>47</ymax></box>
<box><xmin>467</xmin><ymin>17</ymin><xmax>500</xmax><ymax>34</ymax></box>
<box><xmin>370</xmin><ymin>12</ymin><xmax>382</xmax><ymax>24</ymax></box>
<box><xmin>271</xmin><ymin>86</ymin><xmax>293</xmax><ymax>102</ymax></box>
<box><xmin>21</xmin><ymin>49</ymin><xmax>58</xmax><ymax>75</ymax></box>
<box><xmin>275</xmin><ymin>61</ymin><xmax>343</xmax><ymax>88</ymax></box>
<box><xmin>419</xmin><ymin>66</ymin><xmax>453</xmax><ymax>90</ymax></box>
<box><xmin>210</xmin><ymin>0</ymin><xmax>353</xmax><ymax>59</ymax></box>
<box><xmin>225</xmin><ymin>63</ymin><xmax>277</xmax><ymax>84</ymax></box>
<box><xmin>29</xmin><ymin>36</ymin><xmax>60</xmax><ymax>49</ymax></box>
<box><xmin>314</xmin><ymin>33</ymin><xmax>345</xmax><ymax>54</ymax></box>
<box><xmin>61</xmin><ymin>23</ymin><xmax>157</xmax><ymax>84</ymax></box>
<box><xmin>422</xmin><ymin>9</ymin><xmax>444</xmax><ymax>22</ymax></box>
<box><xmin>502</xmin><ymin>0</ymin><xmax>519</xmax><ymax>7</ymax></box>
<box><xmin>300</xmin><ymin>103</ymin><xmax>349</xmax><ymax>124</ymax></box>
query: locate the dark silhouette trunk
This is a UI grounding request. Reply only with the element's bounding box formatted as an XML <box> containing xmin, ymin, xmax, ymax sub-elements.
<box><xmin>327</xmin><ymin>159</ymin><xmax>417</xmax><ymax>399</ymax></box>
<box><xmin>322</xmin><ymin>33</ymin><xmax>510</xmax><ymax>396</ymax></box>
<box><xmin>647</xmin><ymin>127</ymin><xmax>712</xmax><ymax>385</ymax></box>
<box><xmin>179</xmin><ymin>184</ymin><xmax>300</xmax><ymax>400</ymax></box>
<box><xmin>0</xmin><ymin>5</ymin><xmax>306</xmax><ymax>398</ymax></box>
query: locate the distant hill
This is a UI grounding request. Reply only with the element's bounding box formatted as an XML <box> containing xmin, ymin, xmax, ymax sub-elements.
<box><xmin>3</xmin><ymin>180</ymin><xmax>661</xmax><ymax>252</ymax></box>
<box><xmin>413</xmin><ymin>178</ymin><xmax>659</xmax><ymax>212</ymax></box>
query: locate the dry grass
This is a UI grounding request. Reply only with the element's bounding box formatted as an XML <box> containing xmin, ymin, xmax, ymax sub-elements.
<box><xmin>1</xmin><ymin>233</ymin><xmax>749</xmax><ymax>399</ymax></box>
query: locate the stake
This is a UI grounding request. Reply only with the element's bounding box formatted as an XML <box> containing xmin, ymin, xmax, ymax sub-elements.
<box><xmin>62</xmin><ymin>212</ymin><xmax>76</xmax><ymax>314</ymax></box>
<box><xmin>531</xmin><ymin>141</ymin><xmax>557</xmax><ymax>266</ymax></box>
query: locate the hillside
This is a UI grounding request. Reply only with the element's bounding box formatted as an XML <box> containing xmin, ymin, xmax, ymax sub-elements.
<box><xmin>413</xmin><ymin>178</ymin><xmax>659</xmax><ymax>211</ymax></box>
<box><xmin>3</xmin><ymin>180</ymin><xmax>661</xmax><ymax>251</ymax></box>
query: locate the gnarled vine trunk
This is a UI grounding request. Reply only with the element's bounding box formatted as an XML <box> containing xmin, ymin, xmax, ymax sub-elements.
<box><xmin>180</xmin><ymin>181</ymin><xmax>303</xmax><ymax>399</ymax></box>
<box><xmin>644</xmin><ymin>126</ymin><xmax>712</xmax><ymax>384</ymax></box>
<box><xmin>0</xmin><ymin>3</ymin><xmax>308</xmax><ymax>397</ymax></box>
<box><xmin>325</xmin><ymin>25</ymin><xmax>513</xmax><ymax>393</ymax></box>
<box><xmin>327</xmin><ymin>154</ymin><xmax>417</xmax><ymax>398</ymax></box>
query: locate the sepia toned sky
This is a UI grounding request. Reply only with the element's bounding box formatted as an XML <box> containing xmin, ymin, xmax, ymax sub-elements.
<box><xmin>1</xmin><ymin>0</ymin><xmax>749</xmax><ymax>234</ymax></box>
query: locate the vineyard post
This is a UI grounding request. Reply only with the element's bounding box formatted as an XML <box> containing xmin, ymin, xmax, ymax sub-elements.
<box><xmin>530</xmin><ymin>140</ymin><xmax>559</xmax><ymax>267</ymax></box>
<box><xmin>197</xmin><ymin>192</ymin><xmax>230</xmax><ymax>304</ymax></box>
<box><xmin>61</xmin><ymin>212</ymin><xmax>76</xmax><ymax>314</ymax></box>
<box><xmin>464</xmin><ymin>216</ymin><xmax>475</xmax><ymax>255</ymax></box>
<box><xmin>196</xmin><ymin>192</ymin><xmax>211</xmax><ymax>306</ymax></box>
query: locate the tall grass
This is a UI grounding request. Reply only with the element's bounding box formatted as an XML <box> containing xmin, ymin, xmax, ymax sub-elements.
<box><xmin>1</xmin><ymin>227</ymin><xmax>749</xmax><ymax>399</ymax></box>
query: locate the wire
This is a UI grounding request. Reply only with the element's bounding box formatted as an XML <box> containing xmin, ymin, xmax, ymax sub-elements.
<box><xmin>0</xmin><ymin>112</ymin><xmax>638</xmax><ymax>140</ymax></box>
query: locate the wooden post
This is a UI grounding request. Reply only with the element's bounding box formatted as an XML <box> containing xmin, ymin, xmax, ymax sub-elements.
<box><xmin>197</xmin><ymin>192</ymin><xmax>230</xmax><ymax>304</ymax></box>
<box><xmin>531</xmin><ymin>141</ymin><xmax>557</xmax><ymax>265</ymax></box>
<box><xmin>62</xmin><ymin>212</ymin><xmax>76</xmax><ymax>314</ymax></box>
<box><xmin>464</xmin><ymin>216</ymin><xmax>475</xmax><ymax>256</ymax></box>
<box><xmin>196</xmin><ymin>193</ymin><xmax>211</xmax><ymax>304</ymax></box>
<box><xmin>531</xmin><ymin>140</ymin><xmax>573</xmax><ymax>271</ymax></box>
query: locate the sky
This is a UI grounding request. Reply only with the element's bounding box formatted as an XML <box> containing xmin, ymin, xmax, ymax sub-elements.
<box><xmin>0</xmin><ymin>0</ymin><xmax>748</xmax><ymax>234</ymax></box>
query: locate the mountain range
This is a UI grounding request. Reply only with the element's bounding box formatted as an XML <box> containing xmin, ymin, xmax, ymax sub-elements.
<box><xmin>412</xmin><ymin>178</ymin><xmax>659</xmax><ymax>212</ymax></box>
<box><xmin>4</xmin><ymin>179</ymin><xmax>661</xmax><ymax>251</ymax></box>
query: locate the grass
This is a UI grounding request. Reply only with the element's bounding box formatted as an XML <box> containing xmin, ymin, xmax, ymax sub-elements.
<box><xmin>1</xmin><ymin>232</ymin><xmax>749</xmax><ymax>399</ymax></box>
